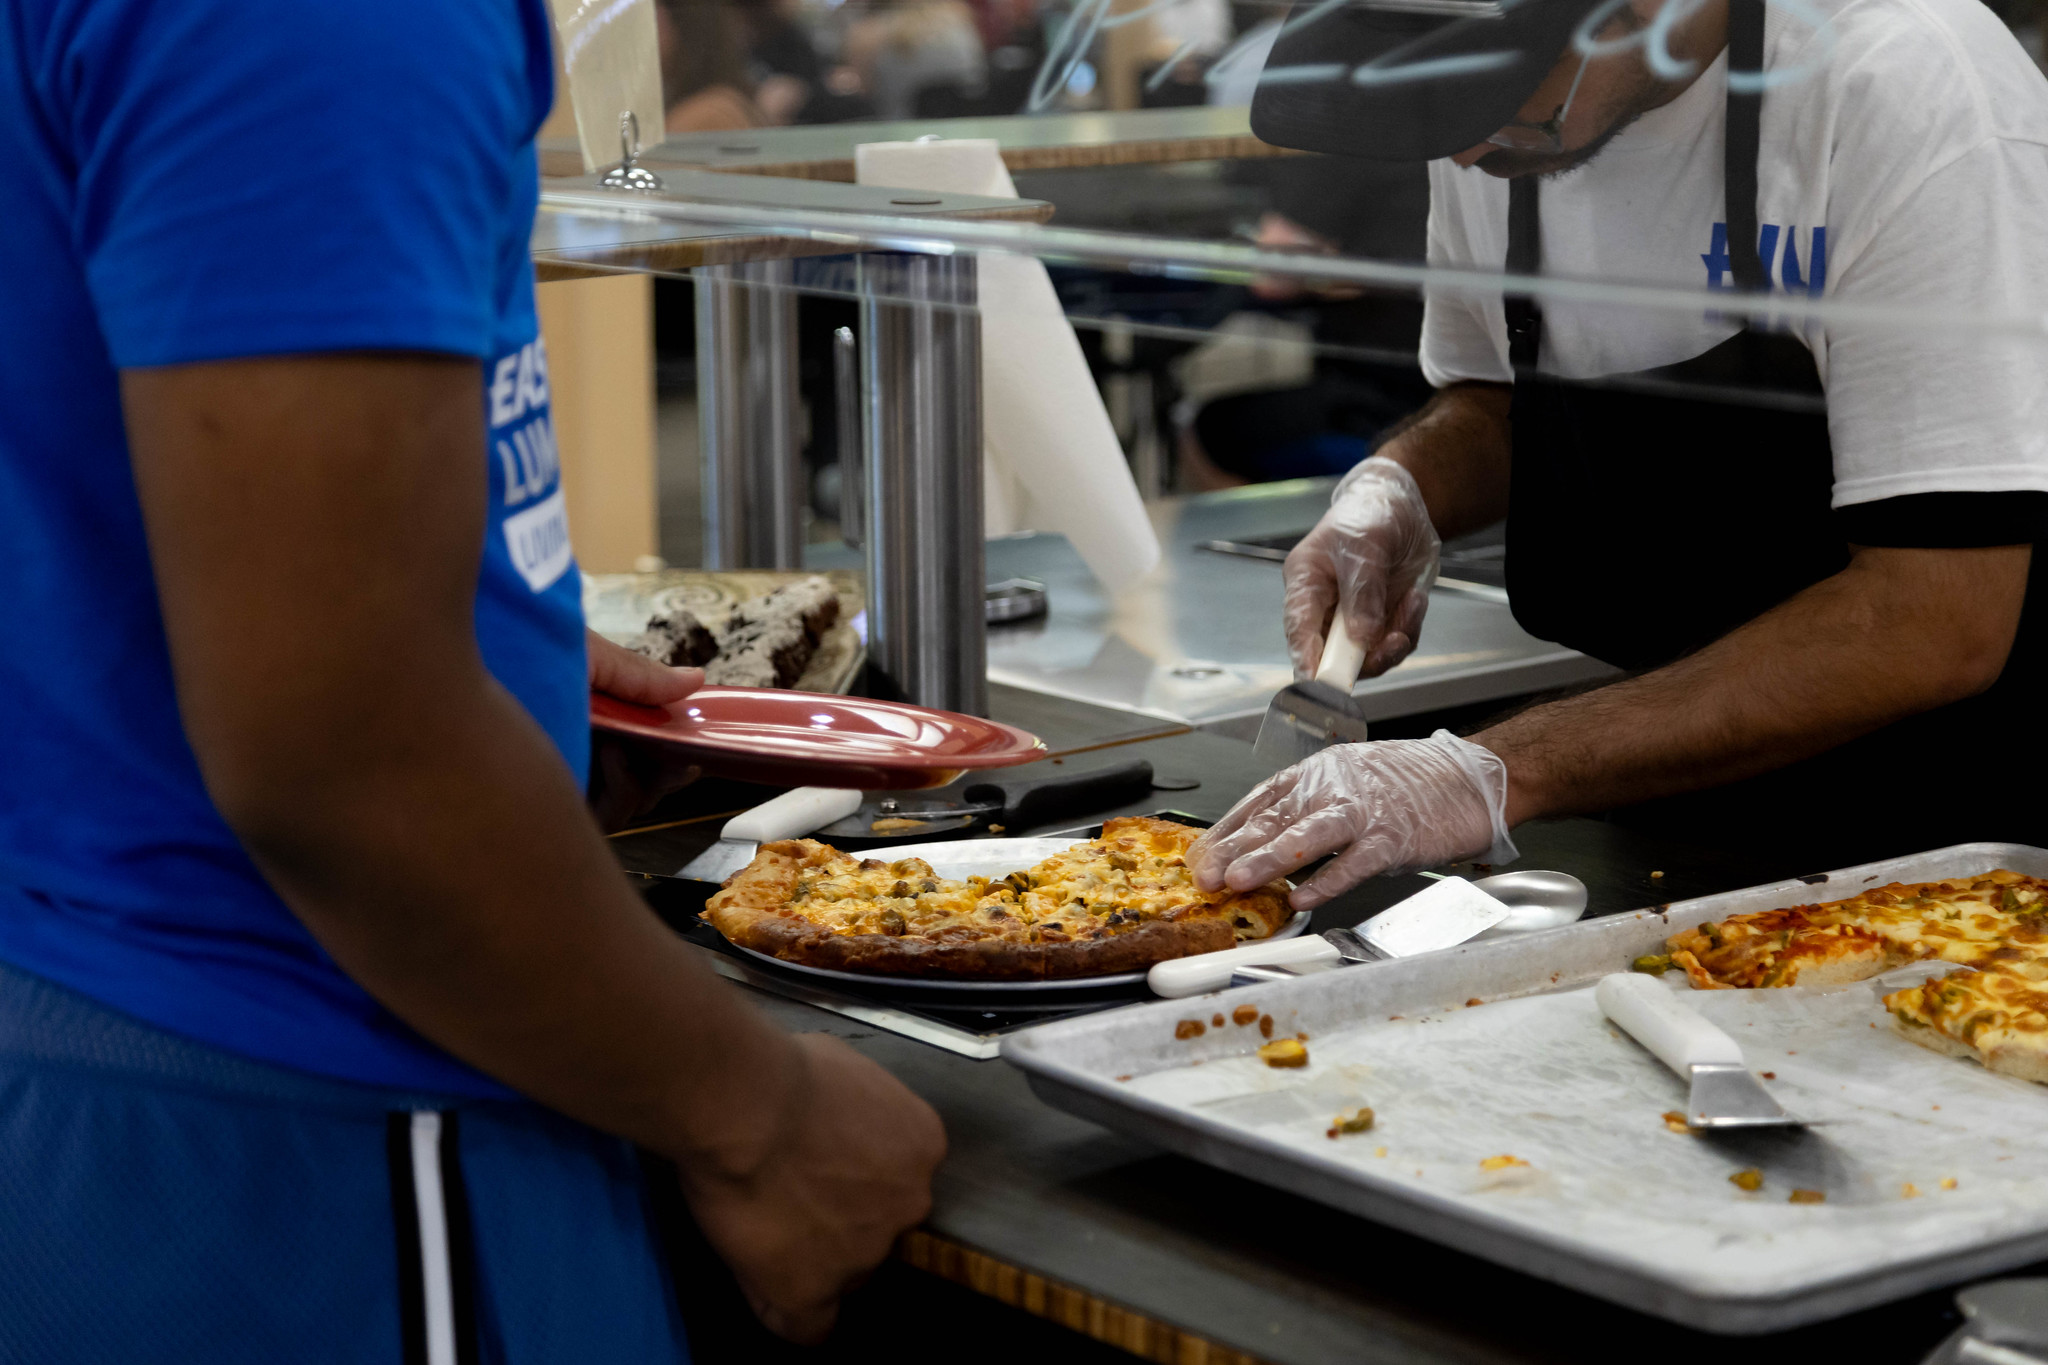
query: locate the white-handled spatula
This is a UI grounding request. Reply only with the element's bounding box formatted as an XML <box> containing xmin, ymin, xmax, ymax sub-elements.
<box><xmin>676</xmin><ymin>787</ymin><xmax>865</xmax><ymax>884</ymax></box>
<box><xmin>1253</xmin><ymin>617</ymin><xmax>1371</xmax><ymax>771</ymax></box>
<box><xmin>1149</xmin><ymin>876</ymin><xmax>1512</xmax><ymax>998</ymax></box>
<box><xmin>1596</xmin><ymin>972</ymin><xmax>1805</xmax><ymax>1130</ymax></box>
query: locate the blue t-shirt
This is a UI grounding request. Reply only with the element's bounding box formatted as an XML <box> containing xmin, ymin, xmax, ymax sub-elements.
<box><xmin>0</xmin><ymin>0</ymin><xmax>586</xmax><ymax>1096</ymax></box>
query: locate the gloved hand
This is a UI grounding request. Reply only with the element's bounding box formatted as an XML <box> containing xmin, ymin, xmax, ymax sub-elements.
<box><xmin>1189</xmin><ymin>730</ymin><xmax>1517</xmax><ymax>911</ymax></box>
<box><xmin>1283</xmin><ymin>456</ymin><xmax>1440</xmax><ymax>680</ymax></box>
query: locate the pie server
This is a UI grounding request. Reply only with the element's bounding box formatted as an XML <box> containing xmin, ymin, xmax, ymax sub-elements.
<box><xmin>675</xmin><ymin>786</ymin><xmax>865</xmax><ymax>885</ymax></box>
<box><xmin>811</xmin><ymin>759</ymin><xmax>1156</xmax><ymax>841</ymax></box>
<box><xmin>1252</xmin><ymin>618</ymin><xmax>1370</xmax><ymax>771</ymax></box>
<box><xmin>1595</xmin><ymin>972</ymin><xmax>1805</xmax><ymax>1130</ymax></box>
<box><xmin>1148</xmin><ymin>876</ymin><xmax>1514</xmax><ymax>998</ymax></box>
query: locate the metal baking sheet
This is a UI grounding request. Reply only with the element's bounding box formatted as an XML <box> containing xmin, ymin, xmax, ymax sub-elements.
<box><xmin>1003</xmin><ymin>842</ymin><xmax>2048</xmax><ymax>1334</ymax></box>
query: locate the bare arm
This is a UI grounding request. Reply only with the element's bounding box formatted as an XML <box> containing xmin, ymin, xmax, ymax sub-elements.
<box><xmin>1376</xmin><ymin>381</ymin><xmax>1514</xmax><ymax>540</ymax></box>
<box><xmin>1475</xmin><ymin>543</ymin><xmax>2031</xmax><ymax>822</ymax></box>
<box><xmin>123</xmin><ymin>354</ymin><xmax>940</xmax><ymax>1342</ymax></box>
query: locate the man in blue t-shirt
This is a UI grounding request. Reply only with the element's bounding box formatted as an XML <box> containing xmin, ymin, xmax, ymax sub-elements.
<box><xmin>0</xmin><ymin>0</ymin><xmax>940</xmax><ymax>1356</ymax></box>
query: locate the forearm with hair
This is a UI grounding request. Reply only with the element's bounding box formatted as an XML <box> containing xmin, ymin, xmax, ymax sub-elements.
<box><xmin>1475</xmin><ymin>544</ymin><xmax>2030</xmax><ymax>823</ymax></box>
<box><xmin>1372</xmin><ymin>381</ymin><xmax>1514</xmax><ymax>539</ymax></box>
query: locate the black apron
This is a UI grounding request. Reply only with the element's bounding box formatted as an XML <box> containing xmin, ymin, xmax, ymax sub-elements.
<box><xmin>1500</xmin><ymin>0</ymin><xmax>2045</xmax><ymax>867</ymax></box>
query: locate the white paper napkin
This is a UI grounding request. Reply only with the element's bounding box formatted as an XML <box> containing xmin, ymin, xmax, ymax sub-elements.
<box><xmin>854</xmin><ymin>138</ymin><xmax>1161</xmax><ymax>594</ymax></box>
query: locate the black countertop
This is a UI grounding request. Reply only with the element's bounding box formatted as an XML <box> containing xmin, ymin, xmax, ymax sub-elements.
<box><xmin>615</xmin><ymin>720</ymin><xmax>2009</xmax><ymax>1365</ymax></box>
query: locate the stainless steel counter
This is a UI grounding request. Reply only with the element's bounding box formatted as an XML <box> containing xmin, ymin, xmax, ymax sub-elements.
<box><xmin>812</xmin><ymin>477</ymin><xmax>1614</xmax><ymax>732</ymax></box>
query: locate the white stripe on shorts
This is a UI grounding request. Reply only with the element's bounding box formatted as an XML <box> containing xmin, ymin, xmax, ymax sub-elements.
<box><xmin>409</xmin><ymin>1111</ymin><xmax>458</xmax><ymax>1365</ymax></box>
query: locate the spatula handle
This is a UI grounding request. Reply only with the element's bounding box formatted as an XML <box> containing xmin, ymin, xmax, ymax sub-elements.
<box><xmin>1315</xmin><ymin>616</ymin><xmax>1367</xmax><ymax>689</ymax></box>
<box><xmin>1148</xmin><ymin>935</ymin><xmax>1340</xmax><ymax>998</ymax></box>
<box><xmin>1595</xmin><ymin>972</ymin><xmax>1745</xmax><ymax>1076</ymax></box>
<box><xmin>722</xmin><ymin>787</ymin><xmax>864</xmax><ymax>843</ymax></box>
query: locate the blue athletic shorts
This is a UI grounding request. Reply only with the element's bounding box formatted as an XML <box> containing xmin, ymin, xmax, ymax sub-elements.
<box><xmin>0</xmin><ymin>959</ymin><xmax>689</xmax><ymax>1364</ymax></box>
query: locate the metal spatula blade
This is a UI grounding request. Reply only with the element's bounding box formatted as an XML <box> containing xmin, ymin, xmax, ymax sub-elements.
<box><xmin>1684</xmin><ymin>1063</ymin><xmax>1798</xmax><ymax>1128</ymax></box>
<box><xmin>1253</xmin><ymin>680</ymin><xmax>1371</xmax><ymax>770</ymax></box>
<box><xmin>1148</xmin><ymin>876</ymin><xmax>1511</xmax><ymax>997</ymax></box>
<box><xmin>1596</xmin><ymin>972</ymin><xmax>1805</xmax><ymax>1130</ymax></box>
<box><xmin>1253</xmin><ymin>619</ymin><xmax>1370</xmax><ymax>770</ymax></box>
<box><xmin>676</xmin><ymin>786</ymin><xmax>864</xmax><ymax>884</ymax></box>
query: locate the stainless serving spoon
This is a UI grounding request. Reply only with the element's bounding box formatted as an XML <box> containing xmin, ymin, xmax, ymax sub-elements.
<box><xmin>1418</xmin><ymin>868</ymin><xmax>1591</xmax><ymax>938</ymax></box>
<box><xmin>1215</xmin><ymin>868</ymin><xmax>1592</xmax><ymax>989</ymax></box>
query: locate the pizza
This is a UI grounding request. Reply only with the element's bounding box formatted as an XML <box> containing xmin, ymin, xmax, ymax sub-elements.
<box><xmin>1654</xmin><ymin>870</ymin><xmax>2048</xmax><ymax>1083</ymax></box>
<box><xmin>1663</xmin><ymin>872</ymin><xmax>2048</xmax><ymax>991</ymax></box>
<box><xmin>1884</xmin><ymin>965</ymin><xmax>2048</xmax><ymax>1084</ymax></box>
<box><xmin>701</xmin><ymin>816</ymin><xmax>1295</xmax><ymax>981</ymax></box>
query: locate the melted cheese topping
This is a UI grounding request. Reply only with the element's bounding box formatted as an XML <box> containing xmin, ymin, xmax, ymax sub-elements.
<box><xmin>765</xmin><ymin>819</ymin><xmax>1279</xmax><ymax>947</ymax></box>
<box><xmin>1886</xmin><ymin>965</ymin><xmax>2048</xmax><ymax>1084</ymax></box>
<box><xmin>1669</xmin><ymin>872</ymin><xmax>2048</xmax><ymax>990</ymax></box>
<box><xmin>1670</xmin><ymin>870</ymin><xmax>2048</xmax><ymax>1083</ymax></box>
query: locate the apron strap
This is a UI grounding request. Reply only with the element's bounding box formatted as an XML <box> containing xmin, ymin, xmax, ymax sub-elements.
<box><xmin>1506</xmin><ymin>177</ymin><xmax>1542</xmax><ymax>370</ymax></box>
<box><xmin>1725</xmin><ymin>0</ymin><xmax>1768</xmax><ymax>290</ymax></box>
<box><xmin>1501</xmin><ymin>0</ymin><xmax>1770</xmax><ymax>367</ymax></box>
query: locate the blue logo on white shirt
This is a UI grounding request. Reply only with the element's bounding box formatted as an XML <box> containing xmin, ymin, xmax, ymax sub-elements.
<box><xmin>1702</xmin><ymin>223</ymin><xmax>1829</xmax><ymax>294</ymax></box>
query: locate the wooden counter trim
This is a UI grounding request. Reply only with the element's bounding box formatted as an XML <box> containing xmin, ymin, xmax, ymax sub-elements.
<box><xmin>555</xmin><ymin>134</ymin><xmax>1302</xmax><ymax>184</ymax></box>
<box><xmin>533</xmin><ymin>199</ymin><xmax>1055</xmax><ymax>281</ymax></box>
<box><xmin>539</xmin><ymin>108</ymin><xmax>1305</xmax><ymax>183</ymax></box>
<box><xmin>898</xmin><ymin>1228</ymin><xmax>1274</xmax><ymax>1365</ymax></box>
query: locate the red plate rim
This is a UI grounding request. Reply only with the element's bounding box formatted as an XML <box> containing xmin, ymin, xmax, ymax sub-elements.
<box><xmin>589</xmin><ymin>688</ymin><xmax>1047</xmax><ymax>773</ymax></box>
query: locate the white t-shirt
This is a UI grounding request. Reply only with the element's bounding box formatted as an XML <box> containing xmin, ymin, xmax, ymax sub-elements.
<box><xmin>1420</xmin><ymin>0</ymin><xmax>2048</xmax><ymax>509</ymax></box>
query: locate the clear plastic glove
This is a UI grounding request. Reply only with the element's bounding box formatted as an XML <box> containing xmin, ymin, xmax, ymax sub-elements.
<box><xmin>1190</xmin><ymin>730</ymin><xmax>1517</xmax><ymax>911</ymax></box>
<box><xmin>1283</xmin><ymin>456</ymin><xmax>1440</xmax><ymax>680</ymax></box>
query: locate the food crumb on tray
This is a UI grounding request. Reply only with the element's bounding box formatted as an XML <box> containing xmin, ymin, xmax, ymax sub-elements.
<box><xmin>1729</xmin><ymin>1167</ymin><xmax>1763</xmax><ymax>1192</ymax></box>
<box><xmin>1942</xmin><ymin>1177</ymin><xmax>1959</xmax><ymax>1190</ymax></box>
<box><xmin>1174</xmin><ymin>1019</ymin><xmax>1207</xmax><ymax>1040</ymax></box>
<box><xmin>1788</xmin><ymin>1188</ymin><xmax>1826</xmax><ymax>1205</ymax></box>
<box><xmin>1902</xmin><ymin>1183</ymin><xmax>1921</xmax><ymax>1199</ymax></box>
<box><xmin>1479</xmin><ymin>1155</ymin><xmax>1528</xmax><ymax>1171</ymax></box>
<box><xmin>1323</xmin><ymin>1107</ymin><xmax>1374</xmax><ymax>1139</ymax></box>
<box><xmin>1232</xmin><ymin>1005</ymin><xmax>1260</xmax><ymax>1027</ymax></box>
<box><xmin>1258</xmin><ymin>1038</ymin><xmax>1308</xmax><ymax>1069</ymax></box>
<box><xmin>1660</xmin><ymin>1110</ymin><xmax>1695</xmax><ymax>1134</ymax></box>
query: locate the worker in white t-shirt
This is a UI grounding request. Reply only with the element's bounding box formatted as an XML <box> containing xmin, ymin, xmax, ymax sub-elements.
<box><xmin>1191</xmin><ymin>0</ymin><xmax>2048</xmax><ymax>905</ymax></box>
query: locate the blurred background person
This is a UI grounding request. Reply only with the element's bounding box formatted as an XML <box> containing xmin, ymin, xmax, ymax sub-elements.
<box><xmin>657</xmin><ymin>0</ymin><xmax>767</xmax><ymax>131</ymax></box>
<box><xmin>846</xmin><ymin>0</ymin><xmax>988</xmax><ymax>119</ymax></box>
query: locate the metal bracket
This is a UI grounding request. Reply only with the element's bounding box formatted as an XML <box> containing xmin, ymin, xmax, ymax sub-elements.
<box><xmin>599</xmin><ymin>111</ymin><xmax>663</xmax><ymax>192</ymax></box>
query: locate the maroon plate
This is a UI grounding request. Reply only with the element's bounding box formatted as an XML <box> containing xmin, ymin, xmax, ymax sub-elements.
<box><xmin>590</xmin><ymin>689</ymin><xmax>1047</xmax><ymax>790</ymax></box>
